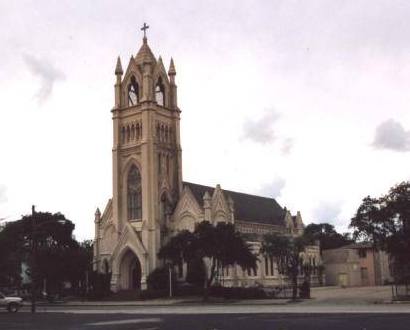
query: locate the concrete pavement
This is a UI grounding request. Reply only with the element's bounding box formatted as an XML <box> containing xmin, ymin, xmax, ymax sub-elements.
<box><xmin>20</xmin><ymin>285</ymin><xmax>410</xmax><ymax>314</ymax></box>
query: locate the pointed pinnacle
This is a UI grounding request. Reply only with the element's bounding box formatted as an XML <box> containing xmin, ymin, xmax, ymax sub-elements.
<box><xmin>115</xmin><ymin>56</ymin><xmax>123</xmax><ymax>75</ymax></box>
<box><xmin>168</xmin><ymin>57</ymin><xmax>176</xmax><ymax>75</ymax></box>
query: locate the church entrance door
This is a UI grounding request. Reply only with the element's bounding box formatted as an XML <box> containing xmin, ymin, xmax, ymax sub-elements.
<box><xmin>119</xmin><ymin>249</ymin><xmax>142</xmax><ymax>290</ymax></box>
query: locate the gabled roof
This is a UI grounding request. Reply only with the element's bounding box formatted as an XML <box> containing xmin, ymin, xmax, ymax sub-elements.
<box><xmin>343</xmin><ymin>242</ymin><xmax>374</xmax><ymax>249</ymax></box>
<box><xmin>183</xmin><ymin>182</ymin><xmax>286</xmax><ymax>226</ymax></box>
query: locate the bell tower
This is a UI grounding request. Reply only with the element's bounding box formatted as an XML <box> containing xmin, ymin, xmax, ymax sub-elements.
<box><xmin>111</xmin><ymin>27</ymin><xmax>182</xmax><ymax>274</ymax></box>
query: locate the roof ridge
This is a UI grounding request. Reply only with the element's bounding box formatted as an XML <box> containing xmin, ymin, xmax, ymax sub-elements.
<box><xmin>183</xmin><ymin>181</ymin><xmax>279</xmax><ymax>201</ymax></box>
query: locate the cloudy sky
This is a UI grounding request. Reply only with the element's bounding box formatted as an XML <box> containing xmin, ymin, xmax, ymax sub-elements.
<box><xmin>1</xmin><ymin>0</ymin><xmax>409</xmax><ymax>240</ymax></box>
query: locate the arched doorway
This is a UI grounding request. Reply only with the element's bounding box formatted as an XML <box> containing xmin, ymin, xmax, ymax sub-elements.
<box><xmin>119</xmin><ymin>249</ymin><xmax>142</xmax><ymax>290</ymax></box>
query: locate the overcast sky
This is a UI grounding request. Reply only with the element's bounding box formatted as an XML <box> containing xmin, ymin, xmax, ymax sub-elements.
<box><xmin>1</xmin><ymin>0</ymin><xmax>409</xmax><ymax>240</ymax></box>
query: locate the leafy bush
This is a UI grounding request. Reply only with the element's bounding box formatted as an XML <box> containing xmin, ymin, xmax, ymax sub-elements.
<box><xmin>87</xmin><ymin>271</ymin><xmax>111</xmax><ymax>299</ymax></box>
<box><xmin>186</xmin><ymin>258</ymin><xmax>205</xmax><ymax>286</ymax></box>
<box><xmin>147</xmin><ymin>267</ymin><xmax>176</xmax><ymax>291</ymax></box>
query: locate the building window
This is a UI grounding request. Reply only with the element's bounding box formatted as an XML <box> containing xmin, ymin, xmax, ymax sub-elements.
<box><xmin>264</xmin><ymin>256</ymin><xmax>274</xmax><ymax>276</ymax></box>
<box><xmin>127</xmin><ymin>165</ymin><xmax>142</xmax><ymax>220</ymax></box>
<box><xmin>270</xmin><ymin>257</ymin><xmax>274</xmax><ymax>276</ymax></box>
<box><xmin>103</xmin><ymin>259</ymin><xmax>109</xmax><ymax>274</ymax></box>
<box><xmin>128</xmin><ymin>76</ymin><xmax>139</xmax><ymax>106</ymax></box>
<box><xmin>178</xmin><ymin>262</ymin><xmax>183</xmax><ymax>278</ymax></box>
<box><xmin>358</xmin><ymin>249</ymin><xmax>367</xmax><ymax>258</ymax></box>
<box><xmin>121</xmin><ymin>127</ymin><xmax>125</xmax><ymax>144</ymax></box>
<box><xmin>247</xmin><ymin>266</ymin><xmax>257</xmax><ymax>277</ymax></box>
<box><xmin>223</xmin><ymin>266</ymin><xmax>230</xmax><ymax>277</ymax></box>
<box><xmin>361</xmin><ymin>267</ymin><xmax>368</xmax><ymax>281</ymax></box>
<box><xmin>264</xmin><ymin>257</ymin><xmax>268</xmax><ymax>276</ymax></box>
<box><xmin>155</xmin><ymin>77</ymin><xmax>165</xmax><ymax>106</ymax></box>
<box><xmin>158</xmin><ymin>153</ymin><xmax>162</xmax><ymax>176</ymax></box>
<box><xmin>159</xmin><ymin>194</ymin><xmax>166</xmax><ymax>227</ymax></box>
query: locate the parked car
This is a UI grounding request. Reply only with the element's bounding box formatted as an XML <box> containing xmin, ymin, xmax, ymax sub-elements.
<box><xmin>0</xmin><ymin>292</ymin><xmax>23</xmax><ymax>312</ymax></box>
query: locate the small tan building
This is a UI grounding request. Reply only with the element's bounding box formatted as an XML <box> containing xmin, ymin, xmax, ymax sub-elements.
<box><xmin>322</xmin><ymin>243</ymin><xmax>392</xmax><ymax>287</ymax></box>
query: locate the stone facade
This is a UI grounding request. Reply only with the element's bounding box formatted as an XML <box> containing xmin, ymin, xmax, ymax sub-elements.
<box><xmin>93</xmin><ymin>35</ymin><xmax>321</xmax><ymax>292</ymax></box>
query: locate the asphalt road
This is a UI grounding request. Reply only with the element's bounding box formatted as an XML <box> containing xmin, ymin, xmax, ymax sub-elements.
<box><xmin>1</xmin><ymin>312</ymin><xmax>410</xmax><ymax>330</ymax></box>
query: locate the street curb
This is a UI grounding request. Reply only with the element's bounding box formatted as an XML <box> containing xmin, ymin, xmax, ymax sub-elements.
<box><xmin>22</xmin><ymin>300</ymin><xmax>292</xmax><ymax>308</ymax></box>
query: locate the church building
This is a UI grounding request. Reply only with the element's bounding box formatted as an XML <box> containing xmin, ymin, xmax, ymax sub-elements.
<box><xmin>93</xmin><ymin>29</ymin><xmax>320</xmax><ymax>291</ymax></box>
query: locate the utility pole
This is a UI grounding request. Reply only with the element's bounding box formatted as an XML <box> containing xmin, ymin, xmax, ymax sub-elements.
<box><xmin>168</xmin><ymin>263</ymin><xmax>172</xmax><ymax>298</ymax></box>
<box><xmin>31</xmin><ymin>205</ymin><xmax>37</xmax><ymax>313</ymax></box>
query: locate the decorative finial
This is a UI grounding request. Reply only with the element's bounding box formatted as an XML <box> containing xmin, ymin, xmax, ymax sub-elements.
<box><xmin>141</xmin><ymin>22</ymin><xmax>149</xmax><ymax>42</ymax></box>
<box><xmin>115</xmin><ymin>56</ymin><xmax>123</xmax><ymax>75</ymax></box>
<box><xmin>168</xmin><ymin>57</ymin><xmax>176</xmax><ymax>76</ymax></box>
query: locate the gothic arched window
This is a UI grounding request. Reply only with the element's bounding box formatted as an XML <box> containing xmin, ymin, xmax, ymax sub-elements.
<box><xmin>127</xmin><ymin>165</ymin><xmax>142</xmax><ymax>220</ymax></box>
<box><xmin>159</xmin><ymin>194</ymin><xmax>166</xmax><ymax>226</ymax></box>
<box><xmin>159</xmin><ymin>193</ymin><xmax>167</xmax><ymax>246</ymax></box>
<box><xmin>155</xmin><ymin>77</ymin><xmax>165</xmax><ymax>106</ymax></box>
<box><xmin>128</xmin><ymin>76</ymin><xmax>139</xmax><ymax>106</ymax></box>
<box><xmin>121</xmin><ymin>127</ymin><xmax>126</xmax><ymax>144</ymax></box>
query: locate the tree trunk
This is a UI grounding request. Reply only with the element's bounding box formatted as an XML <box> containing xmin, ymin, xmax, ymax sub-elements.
<box><xmin>203</xmin><ymin>274</ymin><xmax>208</xmax><ymax>301</ymax></box>
<box><xmin>203</xmin><ymin>258</ymin><xmax>216</xmax><ymax>302</ymax></box>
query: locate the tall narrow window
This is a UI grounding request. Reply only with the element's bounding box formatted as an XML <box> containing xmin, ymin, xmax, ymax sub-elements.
<box><xmin>159</xmin><ymin>194</ymin><xmax>166</xmax><ymax>226</ymax></box>
<box><xmin>155</xmin><ymin>77</ymin><xmax>165</xmax><ymax>106</ymax></box>
<box><xmin>127</xmin><ymin>165</ymin><xmax>142</xmax><ymax>220</ymax></box>
<box><xmin>158</xmin><ymin>153</ymin><xmax>162</xmax><ymax>176</ymax></box>
<box><xmin>121</xmin><ymin>127</ymin><xmax>126</xmax><ymax>144</ymax></box>
<box><xmin>128</xmin><ymin>76</ymin><xmax>139</xmax><ymax>106</ymax></box>
<box><xmin>264</xmin><ymin>257</ymin><xmax>269</xmax><ymax>276</ymax></box>
<box><xmin>270</xmin><ymin>256</ymin><xmax>274</xmax><ymax>276</ymax></box>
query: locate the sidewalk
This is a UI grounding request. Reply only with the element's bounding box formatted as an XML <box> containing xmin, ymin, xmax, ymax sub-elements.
<box><xmin>23</xmin><ymin>286</ymin><xmax>408</xmax><ymax>308</ymax></box>
<box><xmin>23</xmin><ymin>297</ymin><xmax>291</xmax><ymax>307</ymax></box>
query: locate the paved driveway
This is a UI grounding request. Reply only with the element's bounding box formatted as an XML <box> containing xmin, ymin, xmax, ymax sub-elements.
<box><xmin>307</xmin><ymin>285</ymin><xmax>393</xmax><ymax>305</ymax></box>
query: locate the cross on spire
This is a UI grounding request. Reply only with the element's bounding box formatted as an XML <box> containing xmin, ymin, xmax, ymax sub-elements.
<box><xmin>141</xmin><ymin>22</ymin><xmax>149</xmax><ymax>38</ymax></box>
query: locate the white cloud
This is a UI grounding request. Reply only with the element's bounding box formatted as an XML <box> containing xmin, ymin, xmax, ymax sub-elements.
<box><xmin>372</xmin><ymin>119</ymin><xmax>410</xmax><ymax>152</ymax></box>
<box><xmin>23</xmin><ymin>54</ymin><xmax>65</xmax><ymax>104</ymax></box>
<box><xmin>313</xmin><ymin>201</ymin><xmax>343</xmax><ymax>225</ymax></box>
<box><xmin>259</xmin><ymin>178</ymin><xmax>286</xmax><ymax>199</ymax></box>
<box><xmin>0</xmin><ymin>184</ymin><xmax>7</xmax><ymax>204</ymax></box>
<box><xmin>281</xmin><ymin>138</ymin><xmax>294</xmax><ymax>155</ymax></box>
<box><xmin>242</xmin><ymin>109</ymin><xmax>280</xmax><ymax>144</ymax></box>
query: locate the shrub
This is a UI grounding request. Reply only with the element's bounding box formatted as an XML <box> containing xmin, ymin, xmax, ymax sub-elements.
<box><xmin>147</xmin><ymin>267</ymin><xmax>176</xmax><ymax>291</ymax></box>
<box><xmin>87</xmin><ymin>271</ymin><xmax>111</xmax><ymax>299</ymax></box>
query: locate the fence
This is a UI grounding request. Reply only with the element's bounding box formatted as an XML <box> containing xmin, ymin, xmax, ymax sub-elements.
<box><xmin>392</xmin><ymin>283</ymin><xmax>410</xmax><ymax>301</ymax></box>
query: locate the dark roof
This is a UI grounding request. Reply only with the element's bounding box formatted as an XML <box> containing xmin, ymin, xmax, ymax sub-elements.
<box><xmin>183</xmin><ymin>182</ymin><xmax>286</xmax><ymax>226</ymax></box>
<box><xmin>343</xmin><ymin>242</ymin><xmax>374</xmax><ymax>249</ymax></box>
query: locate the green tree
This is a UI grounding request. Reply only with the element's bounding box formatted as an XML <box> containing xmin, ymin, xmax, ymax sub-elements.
<box><xmin>158</xmin><ymin>221</ymin><xmax>257</xmax><ymax>300</ymax></box>
<box><xmin>0</xmin><ymin>210</ymin><xmax>92</xmax><ymax>295</ymax></box>
<box><xmin>304</xmin><ymin>223</ymin><xmax>352</xmax><ymax>252</ymax></box>
<box><xmin>261</xmin><ymin>233</ymin><xmax>309</xmax><ymax>299</ymax></box>
<box><xmin>350</xmin><ymin>181</ymin><xmax>410</xmax><ymax>283</ymax></box>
